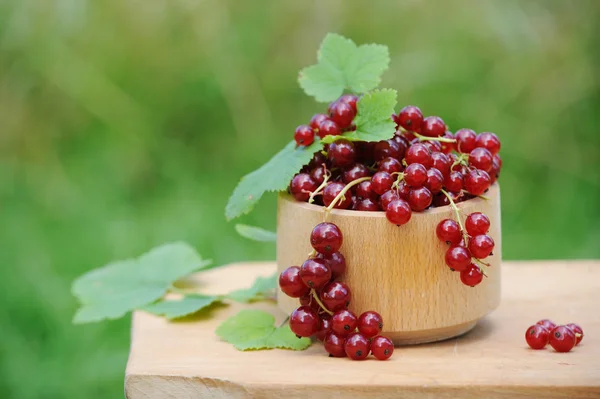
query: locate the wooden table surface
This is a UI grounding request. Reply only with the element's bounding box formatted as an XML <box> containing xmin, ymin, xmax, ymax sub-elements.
<box><xmin>125</xmin><ymin>261</ymin><xmax>600</xmax><ymax>398</ymax></box>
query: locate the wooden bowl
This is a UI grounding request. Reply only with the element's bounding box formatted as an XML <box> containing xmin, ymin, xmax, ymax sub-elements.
<box><xmin>276</xmin><ymin>183</ymin><xmax>501</xmax><ymax>345</ymax></box>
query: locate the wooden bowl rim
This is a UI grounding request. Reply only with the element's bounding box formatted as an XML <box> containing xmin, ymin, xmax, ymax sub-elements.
<box><xmin>280</xmin><ymin>183</ymin><xmax>499</xmax><ymax>219</ymax></box>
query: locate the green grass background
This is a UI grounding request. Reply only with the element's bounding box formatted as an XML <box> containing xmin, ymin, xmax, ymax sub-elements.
<box><xmin>1</xmin><ymin>1</ymin><xmax>599</xmax><ymax>397</ymax></box>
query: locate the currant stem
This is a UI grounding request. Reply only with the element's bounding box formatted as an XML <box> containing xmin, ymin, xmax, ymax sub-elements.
<box><xmin>414</xmin><ymin>132</ymin><xmax>456</xmax><ymax>143</ymax></box>
<box><xmin>311</xmin><ymin>289</ymin><xmax>333</xmax><ymax>315</ymax></box>
<box><xmin>308</xmin><ymin>169</ymin><xmax>330</xmax><ymax>204</ymax></box>
<box><xmin>323</xmin><ymin>176</ymin><xmax>370</xmax><ymax>221</ymax></box>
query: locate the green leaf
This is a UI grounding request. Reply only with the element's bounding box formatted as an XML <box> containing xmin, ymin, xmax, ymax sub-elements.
<box><xmin>216</xmin><ymin>310</ymin><xmax>311</xmax><ymax>351</ymax></box>
<box><xmin>235</xmin><ymin>224</ymin><xmax>277</xmax><ymax>242</ymax></box>
<box><xmin>298</xmin><ymin>33</ymin><xmax>390</xmax><ymax>103</ymax></box>
<box><xmin>142</xmin><ymin>295</ymin><xmax>220</xmax><ymax>319</ymax></box>
<box><xmin>72</xmin><ymin>242</ymin><xmax>211</xmax><ymax>323</ymax></box>
<box><xmin>225</xmin><ymin>140</ymin><xmax>323</xmax><ymax>220</ymax></box>
<box><xmin>226</xmin><ymin>273</ymin><xmax>277</xmax><ymax>303</ymax></box>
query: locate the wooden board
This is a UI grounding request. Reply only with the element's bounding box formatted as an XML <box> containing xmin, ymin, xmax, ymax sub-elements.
<box><xmin>125</xmin><ymin>261</ymin><xmax>600</xmax><ymax>398</ymax></box>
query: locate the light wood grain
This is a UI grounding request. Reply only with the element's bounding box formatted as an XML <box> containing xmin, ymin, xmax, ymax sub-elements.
<box><xmin>125</xmin><ymin>260</ymin><xmax>600</xmax><ymax>399</ymax></box>
<box><xmin>277</xmin><ymin>183</ymin><xmax>502</xmax><ymax>344</ymax></box>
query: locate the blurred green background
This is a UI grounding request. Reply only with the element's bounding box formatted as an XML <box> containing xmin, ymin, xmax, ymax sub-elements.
<box><xmin>1</xmin><ymin>0</ymin><xmax>599</xmax><ymax>397</ymax></box>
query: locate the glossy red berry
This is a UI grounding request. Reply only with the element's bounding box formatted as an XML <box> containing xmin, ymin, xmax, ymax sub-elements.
<box><xmin>318</xmin><ymin>119</ymin><xmax>342</xmax><ymax>138</ymax></box>
<box><xmin>316</xmin><ymin>314</ymin><xmax>332</xmax><ymax>341</ymax></box>
<box><xmin>405</xmin><ymin>143</ymin><xmax>433</xmax><ymax>168</ymax></box>
<box><xmin>290</xmin><ymin>306</ymin><xmax>320</xmax><ymax>337</ymax></box>
<box><xmin>469</xmin><ymin>147</ymin><xmax>493</xmax><ymax>172</ymax></box>
<box><xmin>300</xmin><ymin>258</ymin><xmax>332</xmax><ymax>290</ymax></box>
<box><xmin>371</xmin><ymin>336</ymin><xmax>394</xmax><ymax>360</ymax></box>
<box><xmin>378</xmin><ymin>157</ymin><xmax>403</xmax><ymax>174</ymax></box>
<box><xmin>311</xmin><ymin>222</ymin><xmax>343</xmax><ymax>255</ymax></box>
<box><xmin>468</xmin><ymin>234</ymin><xmax>495</xmax><ymax>259</ymax></box>
<box><xmin>344</xmin><ymin>332</ymin><xmax>370</xmax><ymax>360</ymax></box>
<box><xmin>475</xmin><ymin>132</ymin><xmax>501</xmax><ymax>155</ymax></box>
<box><xmin>464</xmin><ymin>169</ymin><xmax>491</xmax><ymax>196</ymax></box>
<box><xmin>445</xmin><ymin>246</ymin><xmax>471</xmax><ymax>272</ymax></box>
<box><xmin>374</xmin><ymin>139</ymin><xmax>403</xmax><ymax>161</ymax></box>
<box><xmin>329</xmin><ymin>100</ymin><xmax>356</xmax><ymax>128</ymax></box>
<box><xmin>279</xmin><ymin>266</ymin><xmax>310</xmax><ymax>298</ymax></box>
<box><xmin>421</xmin><ymin>116</ymin><xmax>446</xmax><ymax>137</ymax></box>
<box><xmin>328</xmin><ymin>139</ymin><xmax>356</xmax><ymax>168</ymax></box>
<box><xmin>320</xmin><ymin>282</ymin><xmax>351</xmax><ymax>312</ymax></box>
<box><xmin>356</xmin><ymin>180</ymin><xmax>377</xmax><ymax>201</ymax></box>
<box><xmin>290</xmin><ymin>173</ymin><xmax>317</xmax><ymax>201</ymax></box>
<box><xmin>408</xmin><ymin>187</ymin><xmax>432</xmax><ymax>211</ymax></box>
<box><xmin>372</xmin><ymin>172</ymin><xmax>394</xmax><ymax>195</ymax></box>
<box><xmin>566</xmin><ymin>323</ymin><xmax>584</xmax><ymax>345</ymax></box>
<box><xmin>380</xmin><ymin>190</ymin><xmax>400</xmax><ymax>210</ymax></box>
<box><xmin>455</xmin><ymin>128</ymin><xmax>477</xmax><ymax>153</ymax></box>
<box><xmin>338</xmin><ymin>94</ymin><xmax>359</xmax><ymax>112</ymax></box>
<box><xmin>431</xmin><ymin>152</ymin><xmax>451</xmax><ymax>176</ymax></box>
<box><xmin>331</xmin><ymin>309</ymin><xmax>358</xmax><ymax>337</ymax></box>
<box><xmin>310</xmin><ymin>114</ymin><xmax>329</xmax><ymax>131</ymax></box>
<box><xmin>536</xmin><ymin>319</ymin><xmax>557</xmax><ymax>332</ymax></box>
<box><xmin>343</xmin><ymin>163</ymin><xmax>370</xmax><ymax>184</ymax></box>
<box><xmin>357</xmin><ymin>311</ymin><xmax>383</xmax><ymax>338</ymax></box>
<box><xmin>294</xmin><ymin>125</ymin><xmax>315</xmax><ymax>147</ymax></box>
<box><xmin>385</xmin><ymin>199</ymin><xmax>412</xmax><ymax>225</ymax></box>
<box><xmin>397</xmin><ymin>180</ymin><xmax>411</xmax><ymax>200</ymax></box>
<box><xmin>396</xmin><ymin>105</ymin><xmax>423</xmax><ymax>132</ymax></box>
<box><xmin>323</xmin><ymin>182</ymin><xmax>353</xmax><ymax>209</ymax></box>
<box><xmin>310</xmin><ymin>165</ymin><xmax>326</xmax><ymax>185</ymax></box>
<box><xmin>426</xmin><ymin>168</ymin><xmax>444</xmax><ymax>194</ymax></box>
<box><xmin>323</xmin><ymin>332</ymin><xmax>347</xmax><ymax>357</ymax></box>
<box><xmin>549</xmin><ymin>325</ymin><xmax>577</xmax><ymax>353</ymax></box>
<box><xmin>440</xmin><ymin>131</ymin><xmax>456</xmax><ymax>154</ymax></box>
<box><xmin>404</xmin><ymin>163</ymin><xmax>428</xmax><ymax>188</ymax></box>
<box><xmin>465</xmin><ymin>212</ymin><xmax>490</xmax><ymax>236</ymax></box>
<box><xmin>444</xmin><ymin>171</ymin><xmax>464</xmax><ymax>193</ymax></box>
<box><xmin>356</xmin><ymin>198</ymin><xmax>380</xmax><ymax>211</ymax></box>
<box><xmin>525</xmin><ymin>324</ymin><xmax>550</xmax><ymax>350</ymax></box>
<box><xmin>317</xmin><ymin>252</ymin><xmax>346</xmax><ymax>280</ymax></box>
<box><xmin>460</xmin><ymin>264</ymin><xmax>484</xmax><ymax>287</ymax></box>
<box><xmin>436</xmin><ymin>219</ymin><xmax>462</xmax><ymax>245</ymax></box>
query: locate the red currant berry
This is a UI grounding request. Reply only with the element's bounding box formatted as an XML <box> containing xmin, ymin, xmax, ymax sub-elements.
<box><xmin>338</xmin><ymin>94</ymin><xmax>359</xmax><ymax>112</ymax></box>
<box><xmin>316</xmin><ymin>314</ymin><xmax>332</xmax><ymax>342</ymax></box>
<box><xmin>318</xmin><ymin>119</ymin><xmax>342</xmax><ymax>138</ymax></box>
<box><xmin>397</xmin><ymin>105</ymin><xmax>423</xmax><ymax>132</ymax></box>
<box><xmin>549</xmin><ymin>325</ymin><xmax>577</xmax><ymax>353</ymax></box>
<box><xmin>469</xmin><ymin>147</ymin><xmax>493</xmax><ymax>172</ymax></box>
<box><xmin>490</xmin><ymin>155</ymin><xmax>501</xmax><ymax>184</ymax></box>
<box><xmin>465</xmin><ymin>212</ymin><xmax>491</xmax><ymax>236</ymax></box>
<box><xmin>406</xmin><ymin>143</ymin><xmax>433</xmax><ymax>168</ymax></box>
<box><xmin>475</xmin><ymin>132</ymin><xmax>501</xmax><ymax>155</ymax></box>
<box><xmin>468</xmin><ymin>234</ymin><xmax>495</xmax><ymax>259</ymax></box>
<box><xmin>372</xmin><ymin>171</ymin><xmax>394</xmax><ymax>195</ymax></box>
<box><xmin>331</xmin><ymin>309</ymin><xmax>358</xmax><ymax>337</ymax></box>
<box><xmin>374</xmin><ymin>139</ymin><xmax>403</xmax><ymax>161</ymax></box>
<box><xmin>380</xmin><ymin>190</ymin><xmax>400</xmax><ymax>210</ymax></box>
<box><xmin>357</xmin><ymin>311</ymin><xmax>383</xmax><ymax>338</ymax></box>
<box><xmin>320</xmin><ymin>282</ymin><xmax>351</xmax><ymax>312</ymax></box>
<box><xmin>404</xmin><ymin>163</ymin><xmax>428</xmax><ymax>188</ymax></box>
<box><xmin>324</xmin><ymin>332</ymin><xmax>347</xmax><ymax>357</ymax></box>
<box><xmin>344</xmin><ymin>332</ymin><xmax>370</xmax><ymax>360</ymax></box>
<box><xmin>444</xmin><ymin>171</ymin><xmax>464</xmax><ymax>193</ymax></box>
<box><xmin>329</xmin><ymin>100</ymin><xmax>356</xmax><ymax>128</ymax></box>
<box><xmin>311</xmin><ymin>222</ymin><xmax>343</xmax><ymax>255</ymax></box>
<box><xmin>397</xmin><ymin>180</ymin><xmax>411</xmax><ymax>200</ymax></box>
<box><xmin>371</xmin><ymin>336</ymin><xmax>394</xmax><ymax>360</ymax></box>
<box><xmin>300</xmin><ymin>258</ymin><xmax>332</xmax><ymax>290</ymax></box>
<box><xmin>431</xmin><ymin>152</ymin><xmax>451</xmax><ymax>176</ymax></box>
<box><xmin>378</xmin><ymin>157</ymin><xmax>403</xmax><ymax>174</ymax></box>
<box><xmin>310</xmin><ymin>114</ymin><xmax>329</xmax><ymax>131</ymax></box>
<box><xmin>536</xmin><ymin>319</ymin><xmax>557</xmax><ymax>332</ymax></box>
<box><xmin>408</xmin><ymin>187</ymin><xmax>432</xmax><ymax>211</ymax></box>
<box><xmin>566</xmin><ymin>323</ymin><xmax>584</xmax><ymax>345</ymax></box>
<box><xmin>445</xmin><ymin>246</ymin><xmax>471</xmax><ymax>272</ymax></box>
<box><xmin>525</xmin><ymin>324</ymin><xmax>550</xmax><ymax>350</ymax></box>
<box><xmin>317</xmin><ymin>252</ymin><xmax>346</xmax><ymax>280</ymax></box>
<box><xmin>460</xmin><ymin>264</ymin><xmax>484</xmax><ymax>287</ymax></box>
<box><xmin>356</xmin><ymin>180</ymin><xmax>377</xmax><ymax>201</ymax></box>
<box><xmin>385</xmin><ymin>199</ymin><xmax>412</xmax><ymax>225</ymax></box>
<box><xmin>440</xmin><ymin>131</ymin><xmax>456</xmax><ymax>154</ymax></box>
<box><xmin>343</xmin><ymin>163</ymin><xmax>370</xmax><ymax>184</ymax></box>
<box><xmin>290</xmin><ymin>306</ymin><xmax>320</xmax><ymax>337</ymax></box>
<box><xmin>328</xmin><ymin>139</ymin><xmax>356</xmax><ymax>168</ymax></box>
<box><xmin>421</xmin><ymin>116</ymin><xmax>446</xmax><ymax>137</ymax></box>
<box><xmin>279</xmin><ymin>266</ymin><xmax>310</xmax><ymax>298</ymax></box>
<box><xmin>436</xmin><ymin>219</ymin><xmax>462</xmax><ymax>245</ymax></box>
<box><xmin>464</xmin><ymin>169</ymin><xmax>491</xmax><ymax>196</ymax></box>
<box><xmin>294</xmin><ymin>125</ymin><xmax>314</xmax><ymax>147</ymax></box>
<box><xmin>323</xmin><ymin>182</ymin><xmax>353</xmax><ymax>209</ymax></box>
<box><xmin>426</xmin><ymin>168</ymin><xmax>444</xmax><ymax>194</ymax></box>
<box><xmin>356</xmin><ymin>198</ymin><xmax>381</xmax><ymax>211</ymax></box>
<box><xmin>298</xmin><ymin>294</ymin><xmax>320</xmax><ymax>312</ymax></box>
<box><xmin>310</xmin><ymin>165</ymin><xmax>326</xmax><ymax>185</ymax></box>
<box><xmin>308</xmin><ymin>151</ymin><xmax>327</xmax><ymax>169</ymax></box>
<box><xmin>290</xmin><ymin>173</ymin><xmax>317</xmax><ymax>201</ymax></box>
<box><xmin>455</xmin><ymin>128</ymin><xmax>477</xmax><ymax>153</ymax></box>
<box><xmin>422</xmin><ymin>139</ymin><xmax>442</xmax><ymax>153</ymax></box>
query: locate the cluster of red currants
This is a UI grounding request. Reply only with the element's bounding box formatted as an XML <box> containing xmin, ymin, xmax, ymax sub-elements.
<box><xmin>526</xmin><ymin>319</ymin><xmax>584</xmax><ymax>352</ymax></box>
<box><xmin>435</xmin><ymin>212</ymin><xmax>495</xmax><ymax>287</ymax></box>
<box><xmin>279</xmin><ymin>221</ymin><xmax>394</xmax><ymax>360</ymax></box>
